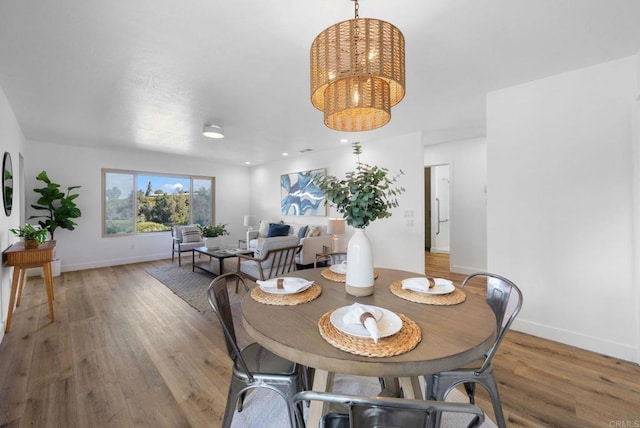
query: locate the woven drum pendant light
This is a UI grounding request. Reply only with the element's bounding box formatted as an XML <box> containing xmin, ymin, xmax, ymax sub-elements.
<box><xmin>310</xmin><ymin>0</ymin><xmax>405</xmax><ymax>132</ymax></box>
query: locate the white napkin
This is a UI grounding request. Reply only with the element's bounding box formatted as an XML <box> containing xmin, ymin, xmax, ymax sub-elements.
<box><xmin>401</xmin><ymin>277</ymin><xmax>452</xmax><ymax>293</ymax></box>
<box><xmin>257</xmin><ymin>277</ymin><xmax>312</xmax><ymax>293</ymax></box>
<box><xmin>342</xmin><ymin>303</ymin><xmax>380</xmax><ymax>343</ymax></box>
<box><xmin>330</xmin><ymin>262</ymin><xmax>347</xmax><ymax>274</ymax></box>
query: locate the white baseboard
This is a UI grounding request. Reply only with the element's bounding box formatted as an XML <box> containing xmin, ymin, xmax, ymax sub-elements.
<box><xmin>512</xmin><ymin>318</ymin><xmax>639</xmax><ymax>364</ymax></box>
<box><xmin>449</xmin><ymin>264</ymin><xmax>483</xmax><ymax>275</ymax></box>
<box><xmin>61</xmin><ymin>253</ymin><xmax>171</xmax><ymax>273</ymax></box>
<box><xmin>429</xmin><ymin>248</ymin><xmax>449</xmax><ymax>254</ymax></box>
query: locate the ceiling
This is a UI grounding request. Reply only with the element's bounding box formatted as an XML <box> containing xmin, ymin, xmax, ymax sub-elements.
<box><xmin>1</xmin><ymin>1</ymin><xmax>640</xmax><ymax>166</ymax></box>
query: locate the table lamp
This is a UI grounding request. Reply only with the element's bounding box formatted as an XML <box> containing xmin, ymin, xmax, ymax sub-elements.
<box><xmin>243</xmin><ymin>215</ymin><xmax>256</xmax><ymax>231</ymax></box>
<box><xmin>327</xmin><ymin>218</ymin><xmax>346</xmax><ymax>252</ymax></box>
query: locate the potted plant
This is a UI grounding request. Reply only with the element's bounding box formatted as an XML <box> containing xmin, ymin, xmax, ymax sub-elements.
<box><xmin>198</xmin><ymin>223</ymin><xmax>230</xmax><ymax>249</ymax></box>
<box><xmin>318</xmin><ymin>142</ymin><xmax>404</xmax><ymax>296</ymax></box>
<box><xmin>29</xmin><ymin>171</ymin><xmax>82</xmax><ymax>240</ymax></box>
<box><xmin>28</xmin><ymin>171</ymin><xmax>82</xmax><ymax>276</ymax></box>
<box><xmin>10</xmin><ymin>224</ymin><xmax>49</xmax><ymax>249</ymax></box>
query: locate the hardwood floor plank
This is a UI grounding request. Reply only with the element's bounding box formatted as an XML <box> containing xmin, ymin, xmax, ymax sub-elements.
<box><xmin>21</xmin><ymin>376</ymin><xmax>79</xmax><ymax>428</ymax></box>
<box><xmin>75</xmin><ymin>381</ymin><xmax>134</xmax><ymax>428</ymax></box>
<box><xmin>69</xmin><ymin>318</ymin><xmax>119</xmax><ymax>396</ymax></box>
<box><xmin>27</xmin><ymin>281</ymin><xmax>73</xmax><ymax>392</ymax></box>
<box><xmin>0</xmin><ymin>276</ymin><xmax>42</xmax><ymax>425</ymax></box>
<box><xmin>152</xmin><ymin>351</ymin><xmax>225</xmax><ymax>427</ymax></box>
<box><xmin>123</xmin><ymin>306</ymin><xmax>228</xmax><ymax>425</ymax></box>
<box><xmin>101</xmin><ymin>317</ymin><xmax>168</xmax><ymax>398</ymax></box>
<box><xmin>126</xmin><ymin>385</ymin><xmax>192</xmax><ymax>428</ymax></box>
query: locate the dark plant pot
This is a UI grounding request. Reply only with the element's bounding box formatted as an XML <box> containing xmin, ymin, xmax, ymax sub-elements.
<box><xmin>24</xmin><ymin>239</ymin><xmax>39</xmax><ymax>249</ymax></box>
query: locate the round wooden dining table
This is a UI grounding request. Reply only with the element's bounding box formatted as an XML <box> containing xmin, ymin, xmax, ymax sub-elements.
<box><xmin>241</xmin><ymin>267</ymin><xmax>496</xmax><ymax>426</ymax></box>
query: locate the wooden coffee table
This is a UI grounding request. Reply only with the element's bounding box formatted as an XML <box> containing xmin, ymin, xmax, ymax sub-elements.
<box><xmin>192</xmin><ymin>246</ymin><xmax>252</xmax><ymax>276</ymax></box>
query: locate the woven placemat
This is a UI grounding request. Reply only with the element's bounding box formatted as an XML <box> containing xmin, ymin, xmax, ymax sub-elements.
<box><xmin>321</xmin><ymin>269</ymin><xmax>379</xmax><ymax>283</ymax></box>
<box><xmin>251</xmin><ymin>283</ymin><xmax>322</xmax><ymax>306</ymax></box>
<box><xmin>318</xmin><ymin>311</ymin><xmax>421</xmax><ymax>357</ymax></box>
<box><xmin>389</xmin><ymin>280</ymin><xmax>466</xmax><ymax>305</ymax></box>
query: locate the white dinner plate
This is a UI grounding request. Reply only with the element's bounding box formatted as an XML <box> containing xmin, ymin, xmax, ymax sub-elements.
<box><xmin>330</xmin><ymin>305</ymin><xmax>402</xmax><ymax>339</ymax></box>
<box><xmin>329</xmin><ymin>263</ymin><xmax>347</xmax><ymax>274</ymax></box>
<box><xmin>401</xmin><ymin>278</ymin><xmax>455</xmax><ymax>295</ymax></box>
<box><xmin>258</xmin><ymin>278</ymin><xmax>313</xmax><ymax>295</ymax></box>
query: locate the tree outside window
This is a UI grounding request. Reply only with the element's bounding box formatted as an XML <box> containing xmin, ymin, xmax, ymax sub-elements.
<box><xmin>103</xmin><ymin>170</ymin><xmax>214</xmax><ymax>236</ymax></box>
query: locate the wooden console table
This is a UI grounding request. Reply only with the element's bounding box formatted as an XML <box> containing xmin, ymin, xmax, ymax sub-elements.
<box><xmin>2</xmin><ymin>240</ymin><xmax>56</xmax><ymax>333</ymax></box>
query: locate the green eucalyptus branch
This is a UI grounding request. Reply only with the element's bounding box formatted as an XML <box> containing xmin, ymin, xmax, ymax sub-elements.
<box><xmin>318</xmin><ymin>142</ymin><xmax>405</xmax><ymax>229</ymax></box>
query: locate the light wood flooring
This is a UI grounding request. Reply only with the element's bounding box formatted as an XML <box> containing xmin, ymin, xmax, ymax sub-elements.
<box><xmin>0</xmin><ymin>255</ymin><xmax>638</xmax><ymax>427</ymax></box>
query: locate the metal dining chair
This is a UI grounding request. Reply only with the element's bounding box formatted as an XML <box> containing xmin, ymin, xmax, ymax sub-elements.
<box><xmin>424</xmin><ymin>272</ymin><xmax>523</xmax><ymax>428</ymax></box>
<box><xmin>207</xmin><ymin>272</ymin><xmax>305</xmax><ymax>428</ymax></box>
<box><xmin>236</xmin><ymin>243</ymin><xmax>303</xmax><ymax>281</ymax></box>
<box><xmin>294</xmin><ymin>390</ymin><xmax>485</xmax><ymax>428</ymax></box>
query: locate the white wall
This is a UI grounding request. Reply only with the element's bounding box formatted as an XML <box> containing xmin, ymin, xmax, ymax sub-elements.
<box><xmin>0</xmin><ymin>86</ymin><xmax>26</xmax><ymax>341</ymax></box>
<box><xmin>633</xmin><ymin>55</ymin><xmax>640</xmax><ymax>364</ymax></box>
<box><xmin>487</xmin><ymin>56</ymin><xmax>639</xmax><ymax>362</ymax></box>
<box><xmin>424</xmin><ymin>138</ymin><xmax>487</xmax><ymax>274</ymax></box>
<box><xmin>24</xmin><ymin>141</ymin><xmax>251</xmax><ymax>271</ymax></box>
<box><xmin>250</xmin><ymin>133</ymin><xmax>425</xmax><ymax>274</ymax></box>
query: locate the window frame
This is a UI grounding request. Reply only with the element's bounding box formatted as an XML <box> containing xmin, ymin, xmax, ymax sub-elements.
<box><xmin>101</xmin><ymin>168</ymin><xmax>216</xmax><ymax>237</ymax></box>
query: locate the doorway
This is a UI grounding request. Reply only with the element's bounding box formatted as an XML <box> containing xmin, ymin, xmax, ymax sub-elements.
<box><xmin>425</xmin><ymin>164</ymin><xmax>450</xmax><ymax>254</ymax></box>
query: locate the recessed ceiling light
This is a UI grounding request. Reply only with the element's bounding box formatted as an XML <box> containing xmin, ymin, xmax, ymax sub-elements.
<box><xmin>244</xmin><ymin>161</ymin><xmax>251</xmax><ymax>165</ymax></box>
<box><xmin>203</xmin><ymin>124</ymin><xmax>224</xmax><ymax>139</ymax></box>
<box><xmin>282</xmin><ymin>152</ymin><xmax>289</xmax><ymax>156</ymax></box>
<box><xmin>340</xmin><ymin>138</ymin><xmax>348</xmax><ymax>143</ymax></box>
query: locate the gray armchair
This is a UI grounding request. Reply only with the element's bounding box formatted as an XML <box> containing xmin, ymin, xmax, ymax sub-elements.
<box><xmin>171</xmin><ymin>225</ymin><xmax>204</xmax><ymax>266</ymax></box>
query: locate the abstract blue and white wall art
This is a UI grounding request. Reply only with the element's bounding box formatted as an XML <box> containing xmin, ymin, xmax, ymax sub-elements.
<box><xmin>280</xmin><ymin>168</ymin><xmax>326</xmax><ymax>216</ymax></box>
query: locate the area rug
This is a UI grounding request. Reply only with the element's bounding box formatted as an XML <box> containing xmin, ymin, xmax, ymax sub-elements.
<box><xmin>231</xmin><ymin>374</ymin><xmax>497</xmax><ymax>427</ymax></box>
<box><xmin>146</xmin><ymin>264</ymin><xmax>243</xmax><ymax>313</ymax></box>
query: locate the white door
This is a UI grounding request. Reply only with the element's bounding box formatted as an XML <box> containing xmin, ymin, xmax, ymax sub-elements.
<box><xmin>430</xmin><ymin>165</ymin><xmax>450</xmax><ymax>253</ymax></box>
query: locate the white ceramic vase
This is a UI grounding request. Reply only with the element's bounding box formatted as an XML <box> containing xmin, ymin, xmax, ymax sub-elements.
<box><xmin>345</xmin><ymin>228</ymin><xmax>374</xmax><ymax>297</ymax></box>
<box><xmin>204</xmin><ymin>237</ymin><xmax>220</xmax><ymax>249</ymax></box>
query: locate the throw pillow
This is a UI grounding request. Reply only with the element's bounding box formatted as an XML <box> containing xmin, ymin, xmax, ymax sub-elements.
<box><xmin>258</xmin><ymin>220</ymin><xmax>269</xmax><ymax>237</ymax></box>
<box><xmin>267</xmin><ymin>223</ymin><xmax>290</xmax><ymax>237</ymax></box>
<box><xmin>306</xmin><ymin>225</ymin><xmax>321</xmax><ymax>238</ymax></box>
<box><xmin>297</xmin><ymin>225</ymin><xmax>309</xmax><ymax>239</ymax></box>
<box><xmin>181</xmin><ymin>226</ymin><xmax>201</xmax><ymax>243</ymax></box>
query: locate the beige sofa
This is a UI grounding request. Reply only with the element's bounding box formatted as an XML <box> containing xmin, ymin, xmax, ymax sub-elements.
<box><xmin>247</xmin><ymin>221</ymin><xmax>332</xmax><ymax>267</ymax></box>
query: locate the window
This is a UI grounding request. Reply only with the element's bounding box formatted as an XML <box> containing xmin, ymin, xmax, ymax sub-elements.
<box><xmin>103</xmin><ymin>169</ymin><xmax>214</xmax><ymax>236</ymax></box>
